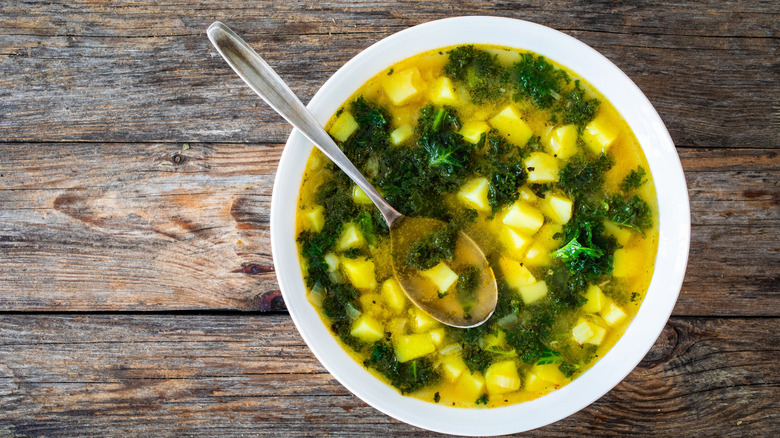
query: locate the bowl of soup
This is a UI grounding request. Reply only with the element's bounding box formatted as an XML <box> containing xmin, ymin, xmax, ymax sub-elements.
<box><xmin>270</xmin><ymin>16</ymin><xmax>690</xmax><ymax>435</ymax></box>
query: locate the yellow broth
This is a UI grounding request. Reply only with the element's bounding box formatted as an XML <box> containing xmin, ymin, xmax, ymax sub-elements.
<box><xmin>295</xmin><ymin>45</ymin><xmax>658</xmax><ymax>408</ymax></box>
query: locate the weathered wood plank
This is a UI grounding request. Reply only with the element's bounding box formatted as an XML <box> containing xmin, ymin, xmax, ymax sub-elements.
<box><xmin>1</xmin><ymin>145</ymin><xmax>777</xmax><ymax>314</ymax></box>
<box><xmin>0</xmin><ymin>314</ymin><xmax>777</xmax><ymax>436</ymax></box>
<box><xmin>0</xmin><ymin>1</ymin><xmax>777</xmax><ymax>147</ymax></box>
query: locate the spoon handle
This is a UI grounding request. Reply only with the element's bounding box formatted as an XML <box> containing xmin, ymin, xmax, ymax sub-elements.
<box><xmin>207</xmin><ymin>22</ymin><xmax>402</xmax><ymax>227</ymax></box>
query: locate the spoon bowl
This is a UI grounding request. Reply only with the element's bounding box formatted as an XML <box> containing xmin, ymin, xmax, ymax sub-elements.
<box><xmin>207</xmin><ymin>21</ymin><xmax>497</xmax><ymax>327</ymax></box>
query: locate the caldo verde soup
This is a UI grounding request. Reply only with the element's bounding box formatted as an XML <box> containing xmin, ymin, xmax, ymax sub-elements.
<box><xmin>296</xmin><ymin>45</ymin><xmax>658</xmax><ymax>408</ymax></box>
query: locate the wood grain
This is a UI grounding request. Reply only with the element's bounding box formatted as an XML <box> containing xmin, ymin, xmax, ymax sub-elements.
<box><xmin>0</xmin><ymin>1</ymin><xmax>777</xmax><ymax>147</ymax></box>
<box><xmin>0</xmin><ymin>314</ymin><xmax>777</xmax><ymax>437</ymax></box>
<box><xmin>1</xmin><ymin>145</ymin><xmax>777</xmax><ymax>314</ymax></box>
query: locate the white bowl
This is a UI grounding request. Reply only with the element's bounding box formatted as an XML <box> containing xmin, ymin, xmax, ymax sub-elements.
<box><xmin>270</xmin><ymin>16</ymin><xmax>690</xmax><ymax>436</ymax></box>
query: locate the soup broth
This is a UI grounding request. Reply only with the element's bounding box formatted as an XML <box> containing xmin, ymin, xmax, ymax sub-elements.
<box><xmin>295</xmin><ymin>45</ymin><xmax>658</xmax><ymax>408</ymax></box>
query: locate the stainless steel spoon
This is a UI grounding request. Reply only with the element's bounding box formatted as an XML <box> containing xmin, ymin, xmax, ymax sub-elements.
<box><xmin>207</xmin><ymin>21</ymin><xmax>496</xmax><ymax>327</ymax></box>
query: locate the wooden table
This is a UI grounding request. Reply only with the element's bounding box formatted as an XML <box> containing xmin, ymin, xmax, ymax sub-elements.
<box><xmin>1</xmin><ymin>1</ymin><xmax>778</xmax><ymax>436</ymax></box>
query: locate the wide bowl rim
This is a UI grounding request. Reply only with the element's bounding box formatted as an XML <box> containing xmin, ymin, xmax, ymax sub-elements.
<box><xmin>270</xmin><ymin>16</ymin><xmax>690</xmax><ymax>436</ymax></box>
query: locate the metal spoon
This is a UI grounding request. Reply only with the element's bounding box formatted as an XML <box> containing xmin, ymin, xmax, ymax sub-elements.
<box><xmin>207</xmin><ymin>21</ymin><xmax>497</xmax><ymax>328</ymax></box>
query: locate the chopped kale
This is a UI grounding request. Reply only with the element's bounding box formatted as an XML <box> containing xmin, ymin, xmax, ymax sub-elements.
<box><xmin>512</xmin><ymin>53</ymin><xmax>569</xmax><ymax>109</ymax></box>
<box><xmin>444</xmin><ymin>45</ymin><xmax>509</xmax><ymax>104</ymax></box>
<box><xmin>405</xmin><ymin>226</ymin><xmax>458</xmax><ymax>271</ymax></box>
<box><xmin>620</xmin><ymin>166</ymin><xmax>648</xmax><ymax>192</ymax></box>
<box><xmin>608</xmin><ymin>194</ymin><xmax>653</xmax><ymax>233</ymax></box>
<box><xmin>558</xmin><ymin>153</ymin><xmax>614</xmax><ymax>200</ymax></box>
<box><xmin>475</xmin><ymin>394</ymin><xmax>489</xmax><ymax>405</ymax></box>
<box><xmin>555</xmin><ymin>80</ymin><xmax>600</xmax><ymax>132</ymax></box>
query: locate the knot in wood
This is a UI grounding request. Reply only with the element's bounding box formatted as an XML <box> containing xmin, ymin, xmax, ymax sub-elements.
<box><xmin>171</xmin><ymin>153</ymin><xmax>186</xmax><ymax>165</ymax></box>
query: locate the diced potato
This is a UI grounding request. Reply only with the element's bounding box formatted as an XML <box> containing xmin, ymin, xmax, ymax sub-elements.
<box><xmin>383</xmin><ymin>68</ymin><xmax>423</xmax><ymax>105</ymax></box>
<box><xmin>341</xmin><ymin>258</ymin><xmax>376</xmax><ymax>291</ymax></box>
<box><xmin>441</xmin><ymin>356</ymin><xmax>468</xmax><ymax>382</ymax></box>
<box><xmin>524</xmin><ymin>372</ymin><xmax>554</xmax><ymax>393</ymax></box>
<box><xmin>547</xmin><ymin>124</ymin><xmax>578</xmax><ymax>159</ymax></box>
<box><xmin>359</xmin><ymin>293</ymin><xmax>383</xmax><ymax>318</ymax></box>
<box><xmin>518</xmin><ymin>281</ymin><xmax>548</xmax><ymax>305</ymax></box>
<box><xmin>572</xmin><ymin>318</ymin><xmax>607</xmax><ymax>345</ymax></box>
<box><xmin>428</xmin><ymin>328</ymin><xmax>446</xmax><ymax>346</ymax></box>
<box><xmin>531</xmin><ymin>363</ymin><xmax>567</xmax><ymax>386</ymax></box>
<box><xmin>394</xmin><ymin>333</ymin><xmax>436</xmax><ymax>363</ymax></box>
<box><xmin>489</xmin><ymin>105</ymin><xmax>533</xmax><ymax>146</ymax></box>
<box><xmin>323</xmin><ymin>252</ymin><xmax>340</xmax><ymax>273</ymax></box>
<box><xmin>301</xmin><ymin>205</ymin><xmax>325</xmax><ymax>232</ymax></box>
<box><xmin>601</xmin><ymin>302</ymin><xmax>627</xmax><ymax>326</ymax></box>
<box><xmin>329</xmin><ymin>111</ymin><xmax>359</xmax><ymax>142</ymax></box>
<box><xmin>336</xmin><ymin>223</ymin><xmax>366</xmax><ymax>251</ymax></box>
<box><xmin>525</xmin><ymin>152</ymin><xmax>560</xmax><ymax>183</ymax></box>
<box><xmin>457</xmin><ymin>177</ymin><xmax>491</xmax><ymax>212</ymax></box>
<box><xmin>350</xmin><ymin>314</ymin><xmax>385</xmax><ymax>343</ymax></box>
<box><xmin>480</xmin><ymin>330</ymin><xmax>506</xmax><ymax>350</ymax></box>
<box><xmin>500</xmin><ymin>227</ymin><xmax>533</xmax><ymax>258</ymax></box>
<box><xmin>485</xmin><ymin>361</ymin><xmax>522</xmax><ymax>395</ymax></box>
<box><xmin>603</xmin><ymin>220</ymin><xmax>633</xmax><ymax>246</ymax></box>
<box><xmin>381</xmin><ymin>278</ymin><xmax>407</xmax><ymax>314</ymax></box>
<box><xmin>457</xmin><ymin>371</ymin><xmax>486</xmax><ymax>401</ymax></box>
<box><xmin>409</xmin><ymin>307</ymin><xmax>441</xmax><ymax>333</ymax></box>
<box><xmin>540</xmin><ymin>193</ymin><xmax>573</xmax><ymax>224</ymax></box>
<box><xmin>498</xmin><ymin>256</ymin><xmax>536</xmax><ymax>289</ymax></box>
<box><xmin>523</xmin><ymin>243</ymin><xmax>551</xmax><ymax>268</ymax></box>
<box><xmin>459</xmin><ymin>120</ymin><xmax>491</xmax><ymax>144</ymax></box>
<box><xmin>352</xmin><ymin>185</ymin><xmax>372</xmax><ymax>205</ymax></box>
<box><xmin>420</xmin><ymin>262</ymin><xmax>459</xmax><ymax>293</ymax></box>
<box><xmin>430</xmin><ymin>76</ymin><xmax>459</xmax><ymax>106</ymax></box>
<box><xmin>502</xmin><ymin>202</ymin><xmax>545</xmax><ymax>234</ymax></box>
<box><xmin>587</xmin><ymin>324</ymin><xmax>607</xmax><ymax>345</ymax></box>
<box><xmin>390</xmin><ymin>123</ymin><xmax>414</xmax><ymax>145</ymax></box>
<box><xmin>483</xmin><ymin>48</ymin><xmax>522</xmax><ymax>66</ymax></box>
<box><xmin>517</xmin><ymin>185</ymin><xmax>538</xmax><ymax>203</ymax></box>
<box><xmin>386</xmin><ymin>317</ymin><xmax>407</xmax><ymax>337</ymax></box>
<box><xmin>582</xmin><ymin>284</ymin><xmax>606</xmax><ymax>313</ymax></box>
<box><xmin>572</xmin><ymin>319</ymin><xmax>595</xmax><ymax>345</ymax></box>
<box><xmin>582</xmin><ymin>114</ymin><xmax>619</xmax><ymax>154</ymax></box>
<box><xmin>613</xmin><ymin>248</ymin><xmax>644</xmax><ymax>278</ymax></box>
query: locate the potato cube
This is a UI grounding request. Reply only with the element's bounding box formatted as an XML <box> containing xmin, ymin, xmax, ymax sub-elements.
<box><xmin>409</xmin><ymin>307</ymin><xmax>441</xmax><ymax>333</ymax></box>
<box><xmin>430</xmin><ymin>76</ymin><xmax>459</xmax><ymax>106</ymax></box>
<box><xmin>587</xmin><ymin>324</ymin><xmax>607</xmax><ymax>345</ymax></box>
<box><xmin>485</xmin><ymin>361</ymin><xmax>522</xmax><ymax>394</ymax></box>
<box><xmin>352</xmin><ymin>185</ymin><xmax>372</xmax><ymax>205</ymax></box>
<box><xmin>394</xmin><ymin>333</ymin><xmax>436</xmax><ymax>363</ymax></box>
<box><xmin>381</xmin><ymin>278</ymin><xmax>407</xmax><ymax>314</ymax></box>
<box><xmin>502</xmin><ymin>202</ymin><xmax>545</xmax><ymax>234</ymax></box>
<box><xmin>572</xmin><ymin>319</ymin><xmax>595</xmax><ymax>345</ymax></box>
<box><xmin>613</xmin><ymin>248</ymin><xmax>644</xmax><ymax>278</ymax></box>
<box><xmin>428</xmin><ymin>328</ymin><xmax>446</xmax><ymax>346</ymax></box>
<box><xmin>390</xmin><ymin>123</ymin><xmax>414</xmax><ymax>146</ymax></box>
<box><xmin>500</xmin><ymin>227</ymin><xmax>533</xmax><ymax>258</ymax></box>
<box><xmin>459</xmin><ymin>120</ymin><xmax>491</xmax><ymax>144</ymax></box>
<box><xmin>323</xmin><ymin>252</ymin><xmax>340</xmax><ymax>273</ymax></box>
<box><xmin>603</xmin><ymin>220</ymin><xmax>633</xmax><ymax>246</ymax></box>
<box><xmin>489</xmin><ymin>105</ymin><xmax>533</xmax><ymax>146</ymax></box>
<box><xmin>457</xmin><ymin>371</ymin><xmax>486</xmax><ymax>402</ymax></box>
<box><xmin>498</xmin><ymin>256</ymin><xmax>536</xmax><ymax>289</ymax></box>
<box><xmin>341</xmin><ymin>258</ymin><xmax>376</xmax><ymax>291</ymax></box>
<box><xmin>329</xmin><ymin>111</ymin><xmax>358</xmax><ymax>142</ymax></box>
<box><xmin>572</xmin><ymin>318</ymin><xmax>607</xmax><ymax>345</ymax></box>
<box><xmin>383</xmin><ymin>68</ymin><xmax>422</xmax><ymax>105</ymax></box>
<box><xmin>601</xmin><ymin>302</ymin><xmax>627</xmax><ymax>326</ymax></box>
<box><xmin>457</xmin><ymin>177</ymin><xmax>491</xmax><ymax>212</ymax></box>
<box><xmin>525</xmin><ymin>152</ymin><xmax>560</xmax><ymax>183</ymax></box>
<box><xmin>518</xmin><ymin>281</ymin><xmax>548</xmax><ymax>305</ymax></box>
<box><xmin>420</xmin><ymin>262</ymin><xmax>459</xmax><ymax>293</ymax></box>
<box><xmin>517</xmin><ymin>185</ymin><xmax>538</xmax><ymax>203</ymax></box>
<box><xmin>350</xmin><ymin>314</ymin><xmax>385</xmax><ymax>343</ymax></box>
<box><xmin>582</xmin><ymin>115</ymin><xmax>619</xmax><ymax>154</ymax></box>
<box><xmin>531</xmin><ymin>363</ymin><xmax>567</xmax><ymax>386</ymax></box>
<box><xmin>582</xmin><ymin>284</ymin><xmax>606</xmax><ymax>313</ymax></box>
<box><xmin>336</xmin><ymin>223</ymin><xmax>366</xmax><ymax>251</ymax></box>
<box><xmin>547</xmin><ymin>124</ymin><xmax>578</xmax><ymax>159</ymax></box>
<box><xmin>524</xmin><ymin>372</ymin><xmax>554</xmax><ymax>393</ymax></box>
<box><xmin>441</xmin><ymin>356</ymin><xmax>468</xmax><ymax>382</ymax></box>
<box><xmin>540</xmin><ymin>193</ymin><xmax>573</xmax><ymax>224</ymax></box>
<box><xmin>523</xmin><ymin>242</ymin><xmax>551</xmax><ymax>267</ymax></box>
<box><xmin>301</xmin><ymin>205</ymin><xmax>325</xmax><ymax>233</ymax></box>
